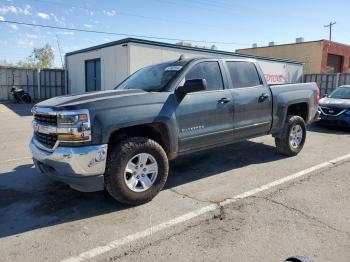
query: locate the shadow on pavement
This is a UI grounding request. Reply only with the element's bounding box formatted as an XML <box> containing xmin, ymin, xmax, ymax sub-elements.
<box><xmin>0</xmin><ymin>164</ymin><xmax>126</xmax><ymax>238</ymax></box>
<box><xmin>167</xmin><ymin>140</ymin><xmax>284</xmax><ymax>188</ymax></box>
<box><xmin>0</xmin><ymin>140</ymin><xmax>284</xmax><ymax>238</ymax></box>
<box><xmin>0</xmin><ymin>102</ymin><xmax>35</xmax><ymax>117</ymax></box>
<box><xmin>308</xmin><ymin>123</ymin><xmax>350</xmax><ymax>135</ymax></box>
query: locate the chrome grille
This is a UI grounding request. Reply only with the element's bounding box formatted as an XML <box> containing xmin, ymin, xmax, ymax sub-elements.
<box><xmin>34</xmin><ymin>113</ymin><xmax>57</xmax><ymax>125</ymax></box>
<box><xmin>320</xmin><ymin>107</ymin><xmax>343</xmax><ymax>115</ymax></box>
<box><xmin>35</xmin><ymin>132</ymin><xmax>58</xmax><ymax>147</ymax></box>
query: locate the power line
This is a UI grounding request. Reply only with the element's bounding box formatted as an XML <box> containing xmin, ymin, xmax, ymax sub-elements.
<box><xmin>9</xmin><ymin>0</ymin><xmax>234</xmax><ymax>30</ymax></box>
<box><xmin>0</xmin><ymin>19</ymin><xmax>250</xmax><ymax>45</ymax></box>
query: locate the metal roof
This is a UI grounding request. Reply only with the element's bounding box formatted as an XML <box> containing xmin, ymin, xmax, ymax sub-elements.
<box><xmin>66</xmin><ymin>37</ymin><xmax>303</xmax><ymax>65</ymax></box>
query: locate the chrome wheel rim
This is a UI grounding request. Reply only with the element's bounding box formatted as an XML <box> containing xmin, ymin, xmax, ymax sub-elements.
<box><xmin>124</xmin><ymin>153</ymin><xmax>158</xmax><ymax>192</ymax></box>
<box><xmin>289</xmin><ymin>124</ymin><xmax>303</xmax><ymax>149</ymax></box>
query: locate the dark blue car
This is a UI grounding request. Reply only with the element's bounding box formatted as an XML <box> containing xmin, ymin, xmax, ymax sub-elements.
<box><xmin>318</xmin><ymin>85</ymin><xmax>350</xmax><ymax>127</ymax></box>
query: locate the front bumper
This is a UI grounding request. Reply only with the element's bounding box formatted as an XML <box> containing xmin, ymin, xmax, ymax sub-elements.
<box><xmin>318</xmin><ymin>113</ymin><xmax>350</xmax><ymax>127</ymax></box>
<box><xmin>30</xmin><ymin>138</ymin><xmax>108</xmax><ymax>192</ymax></box>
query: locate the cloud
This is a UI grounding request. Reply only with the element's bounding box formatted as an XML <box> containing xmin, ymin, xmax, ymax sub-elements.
<box><xmin>0</xmin><ymin>15</ymin><xmax>4</xmax><ymax>21</ymax></box>
<box><xmin>103</xmin><ymin>10</ymin><xmax>116</xmax><ymax>16</ymax></box>
<box><xmin>83</xmin><ymin>24</ymin><xmax>92</xmax><ymax>28</ymax></box>
<box><xmin>23</xmin><ymin>4</ymin><xmax>31</xmax><ymax>15</ymax></box>
<box><xmin>50</xmin><ymin>12</ymin><xmax>66</xmax><ymax>26</ymax></box>
<box><xmin>8</xmin><ymin>24</ymin><xmax>17</xmax><ymax>30</ymax></box>
<box><xmin>37</xmin><ymin>12</ymin><xmax>50</xmax><ymax>19</ymax></box>
<box><xmin>17</xmin><ymin>39</ymin><xmax>34</xmax><ymax>48</ymax></box>
<box><xmin>86</xmin><ymin>10</ymin><xmax>94</xmax><ymax>16</ymax></box>
<box><xmin>59</xmin><ymin>31</ymin><xmax>74</xmax><ymax>35</ymax></box>
<box><xmin>50</xmin><ymin>12</ymin><xmax>58</xmax><ymax>21</ymax></box>
<box><xmin>0</xmin><ymin>5</ymin><xmax>18</xmax><ymax>14</ymax></box>
<box><xmin>0</xmin><ymin>5</ymin><xmax>31</xmax><ymax>15</ymax></box>
<box><xmin>26</xmin><ymin>33</ymin><xmax>38</xmax><ymax>39</ymax></box>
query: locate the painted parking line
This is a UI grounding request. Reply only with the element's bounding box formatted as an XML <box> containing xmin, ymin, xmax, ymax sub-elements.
<box><xmin>61</xmin><ymin>153</ymin><xmax>350</xmax><ymax>262</ymax></box>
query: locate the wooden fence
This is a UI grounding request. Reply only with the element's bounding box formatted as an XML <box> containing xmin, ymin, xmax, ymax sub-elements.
<box><xmin>0</xmin><ymin>66</ymin><xmax>65</xmax><ymax>101</ymax></box>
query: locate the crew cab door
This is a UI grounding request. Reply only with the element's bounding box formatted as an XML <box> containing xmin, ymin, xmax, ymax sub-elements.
<box><xmin>175</xmin><ymin>61</ymin><xmax>234</xmax><ymax>152</ymax></box>
<box><xmin>224</xmin><ymin>61</ymin><xmax>272</xmax><ymax>139</ymax></box>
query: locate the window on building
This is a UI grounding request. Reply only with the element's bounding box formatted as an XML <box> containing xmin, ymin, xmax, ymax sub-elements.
<box><xmin>226</xmin><ymin>61</ymin><xmax>262</xmax><ymax>88</ymax></box>
<box><xmin>185</xmin><ymin>62</ymin><xmax>224</xmax><ymax>91</ymax></box>
<box><xmin>326</xmin><ymin>54</ymin><xmax>343</xmax><ymax>73</ymax></box>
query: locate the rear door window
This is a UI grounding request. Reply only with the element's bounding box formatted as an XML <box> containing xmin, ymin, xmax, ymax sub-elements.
<box><xmin>185</xmin><ymin>62</ymin><xmax>224</xmax><ymax>91</ymax></box>
<box><xmin>226</xmin><ymin>61</ymin><xmax>262</xmax><ymax>88</ymax></box>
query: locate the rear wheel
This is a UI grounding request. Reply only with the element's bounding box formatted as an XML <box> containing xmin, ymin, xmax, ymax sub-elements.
<box><xmin>105</xmin><ymin>137</ymin><xmax>169</xmax><ymax>205</ymax></box>
<box><xmin>275</xmin><ymin>115</ymin><xmax>306</xmax><ymax>156</ymax></box>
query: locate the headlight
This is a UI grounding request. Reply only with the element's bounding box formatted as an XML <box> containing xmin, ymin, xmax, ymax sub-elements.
<box><xmin>57</xmin><ymin>110</ymin><xmax>91</xmax><ymax>143</ymax></box>
<box><xmin>57</xmin><ymin>113</ymin><xmax>88</xmax><ymax>125</ymax></box>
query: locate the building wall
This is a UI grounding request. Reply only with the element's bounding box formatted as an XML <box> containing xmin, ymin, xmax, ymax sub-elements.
<box><xmin>128</xmin><ymin>43</ymin><xmax>232</xmax><ymax>74</ymax></box>
<box><xmin>321</xmin><ymin>41</ymin><xmax>350</xmax><ymax>73</ymax></box>
<box><xmin>129</xmin><ymin>43</ymin><xmax>303</xmax><ymax>84</ymax></box>
<box><xmin>237</xmin><ymin>41</ymin><xmax>323</xmax><ymax>74</ymax></box>
<box><xmin>66</xmin><ymin>44</ymin><xmax>128</xmax><ymax>94</ymax></box>
<box><xmin>66</xmin><ymin>41</ymin><xmax>303</xmax><ymax>95</ymax></box>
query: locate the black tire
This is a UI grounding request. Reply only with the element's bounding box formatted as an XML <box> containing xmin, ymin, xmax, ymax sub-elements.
<box><xmin>285</xmin><ymin>256</ymin><xmax>315</xmax><ymax>262</ymax></box>
<box><xmin>275</xmin><ymin>115</ymin><xmax>306</xmax><ymax>156</ymax></box>
<box><xmin>105</xmin><ymin>137</ymin><xmax>169</xmax><ymax>205</ymax></box>
<box><xmin>21</xmin><ymin>94</ymin><xmax>31</xmax><ymax>103</ymax></box>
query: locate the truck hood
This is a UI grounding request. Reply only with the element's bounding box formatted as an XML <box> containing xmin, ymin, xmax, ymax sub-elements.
<box><xmin>36</xmin><ymin>89</ymin><xmax>147</xmax><ymax>109</ymax></box>
<box><xmin>319</xmin><ymin>97</ymin><xmax>350</xmax><ymax>109</ymax></box>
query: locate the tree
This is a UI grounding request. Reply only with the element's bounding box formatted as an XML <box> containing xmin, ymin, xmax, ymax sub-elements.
<box><xmin>26</xmin><ymin>44</ymin><xmax>55</xmax><ymax>69</ymax></box>
<box><xmin>0</xmin><ymin>44</ymin><xmax>56</xmax><ymax>68</ymax></box>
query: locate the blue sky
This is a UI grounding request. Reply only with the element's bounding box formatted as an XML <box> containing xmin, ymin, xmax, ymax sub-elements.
<box><xmin>0</xmin><ymin>0</ymin><xmax>349</xmax><ymax>67</ymax></box>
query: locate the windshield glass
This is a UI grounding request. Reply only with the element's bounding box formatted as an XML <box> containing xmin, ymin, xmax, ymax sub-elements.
<box><xmin>328</xmin><ymin>87</ymin><xmax>350</xmax><ymax>99</ymax></box>
<box><xmin>116</xmin><ymin>62</ymin><xmax>184</xmax><ymax>92</ymax></box>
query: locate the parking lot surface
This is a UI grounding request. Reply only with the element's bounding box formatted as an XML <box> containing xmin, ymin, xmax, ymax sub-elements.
<box><xmin>0</xmin><ymin>102</ymin><xmax>349</xmax><ymax>262</ymax></box>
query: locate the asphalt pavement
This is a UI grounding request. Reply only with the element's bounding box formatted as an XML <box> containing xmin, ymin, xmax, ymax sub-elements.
<box><xmin>0</xmin><ymin>102</ymin><xmax>349</xmax><ymax>262</ymax></box>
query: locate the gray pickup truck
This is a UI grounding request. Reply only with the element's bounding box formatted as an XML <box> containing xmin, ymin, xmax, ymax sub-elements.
<box><xmin>30</xmin><ymin>57</ymin><xmax>319</xmax><ymax>205</ymax></box>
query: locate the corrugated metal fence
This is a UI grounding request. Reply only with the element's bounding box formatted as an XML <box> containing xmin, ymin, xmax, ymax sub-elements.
<box><xmin>304</xmin><ymin>73</ymin><xmax>350</xmax><ymax>97</ymax></box>
<box><xmin>0</xmin><ymin>66</ymin><xmax>65</xmax><ymax>101</ymax></box>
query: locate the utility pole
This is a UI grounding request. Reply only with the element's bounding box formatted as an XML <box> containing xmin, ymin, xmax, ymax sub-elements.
<box><xmin>324</xmin><ymin>21</ymin><xmax>336</xmax><ymax>41</ymax></box>
<box><xmin>55</xmin><ymin>34</ymin><xmax>64</xmax><ymax>69</ymax></box>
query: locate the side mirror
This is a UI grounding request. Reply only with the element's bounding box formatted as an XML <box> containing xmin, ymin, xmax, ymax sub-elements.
<box><xmin>177</xmin><ymin>79</ymin><xmax>207</xmax><ymax>94</ymax></box>
<box><xmin>323</xmin><ymin>93</ymin><xmax>328</xmax><ymax>98</ymax></box>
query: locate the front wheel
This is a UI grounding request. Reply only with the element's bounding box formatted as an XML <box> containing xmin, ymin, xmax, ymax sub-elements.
<box><xmin>21</xmin><ymin>94</ymin><xmax>32</xmax><ymax>103</ymax></box>
<box><xmin>275</xmin><ymin>115</ymin><xmax>306</xmax><ymax>156</ymax></box>
<box><xmin>105</xmin><ymin>137</ymin><xmax>169</xmax><ymax>205</ymax></box>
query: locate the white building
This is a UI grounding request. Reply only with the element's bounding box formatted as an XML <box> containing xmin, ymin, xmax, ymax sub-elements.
<box><xmin>65</xmin><ymin>38</ymin><xmax>303</xmax><ymax>94</ymax></box>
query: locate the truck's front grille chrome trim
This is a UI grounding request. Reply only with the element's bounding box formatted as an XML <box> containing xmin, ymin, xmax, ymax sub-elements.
<box><xmin>34</xmin><ymin>114</ymin><xmax>57</xmax><ymax>125</ymax></box>
<box><xmin>34</xmin><ymin>132</ymin><xmax>58</xmax><ymax>148</ymax></box>
<box><xmin>32</xmin><ymin>137</ymin><xmax>59</xmax><ymax>152</ymax></box>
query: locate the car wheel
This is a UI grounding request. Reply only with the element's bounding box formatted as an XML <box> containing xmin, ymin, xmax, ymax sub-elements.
<box><xmin>275</xmin><ymin>115</ymin><xmax>306</xmax><ymax>156</ymax></box>
<box><xmin>105</xmin><ymin>137</ymin><xmax>169</xmax><ymax>205</ymax></box>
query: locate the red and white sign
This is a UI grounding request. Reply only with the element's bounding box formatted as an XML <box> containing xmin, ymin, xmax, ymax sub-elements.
<box><xmin>257</xmin><ymin>60</ymin><xmax>287</xmax><ymax>85</ymax></box>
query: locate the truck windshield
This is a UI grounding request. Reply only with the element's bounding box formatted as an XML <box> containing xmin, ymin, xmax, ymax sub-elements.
<box><xmin>329</xmin><ymin>87</ymin><xmax>350</xmax><ymax>99</ymax></box>
<box><xmin>116</xmin><ymin>62</ymin><xmax>183</xmax><ymax>92</ymax></box>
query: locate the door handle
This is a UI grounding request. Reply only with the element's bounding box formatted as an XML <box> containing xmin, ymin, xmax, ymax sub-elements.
<box><xmin>218</xmin><ymin>97</ymin><xmax>230</xmax><ymax>104</ymax></box>
<box><xmin>258</xmin><ymin>93</ymin><xmax>269</xmax><ymax>103</ymax></box>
